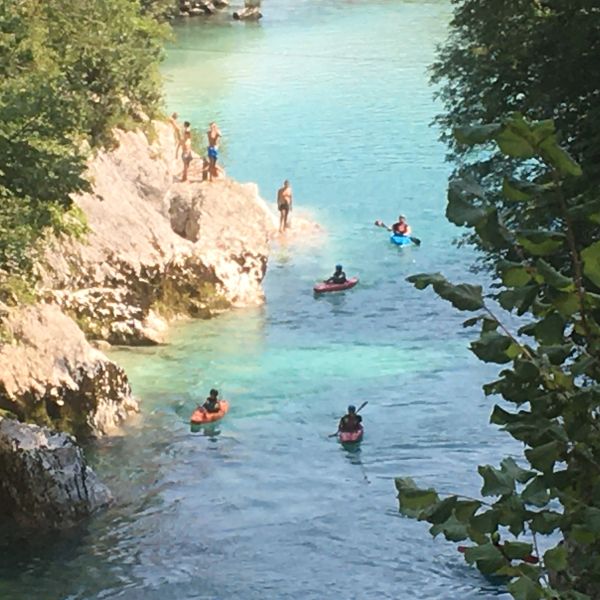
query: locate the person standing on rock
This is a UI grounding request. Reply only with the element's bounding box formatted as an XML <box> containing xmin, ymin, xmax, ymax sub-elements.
<box><xmin>169</xmin><ymin>112</ymin><xmax>183</xmax><ymax>158</ymax></box>
<box><xmin>206</xmin><ymin>122</ymin><xmax>221</xmax><ymax>182</ymax></box>
<box><xmin>181</xmin><ymin>123</ymin><xmax>193</xmax><ymax>182</ymax></box>
<box><xmin>277</xmin><ymin>180</ymin><xmax>293</xmax><ymax>232</ymax></box>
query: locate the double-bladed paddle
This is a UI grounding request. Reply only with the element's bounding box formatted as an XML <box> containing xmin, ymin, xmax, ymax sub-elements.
<box><xmin>328</xmin><ymin>400</ymin><xmax>368</xmax><ymax>437</ymax></box>
<box><xmin>374</xmin><ymin>220</ymin><xmax>421</xmax><ymax>246</ymax></box>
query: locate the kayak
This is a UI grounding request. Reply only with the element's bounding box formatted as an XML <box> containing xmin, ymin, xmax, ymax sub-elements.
<box><xmin>390</xmin><ymin>234</ymin><xmax>412</xmax><ymax>246</ymax></box>
<box><xmin>314</xmin><ymin>277</ymin><xmax>359</xmax><ymax>294</ymax></box>
<box><xmin>338</xmin><ymin>425</ymin><xmax>364</xmax><ymax>443</ymax></box>
<box><xmin>190</xmin><ymin>400</ymin><xmax>230</xmax><ymax>424</ymax></box>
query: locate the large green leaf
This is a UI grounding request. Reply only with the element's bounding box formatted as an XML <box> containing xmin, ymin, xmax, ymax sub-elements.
<box><xmin>419</xmin><ymin>496</ymin><xmax>457</xmax><ymax>524</ymax></box>
<box><xmin>463</xmin><ymin>542</ymin><xmax>506</xmax><ymax>574</ymax></box>
<box><xmin>581</xmin><ymin>241</ymin><xmax>600</xmax><ymax>288</ymax></box>
<box><xmin>502</xmin><ymin>541</ymin><xmax>534</xmax><ymax>560</ymax></box>
<box><xmin>446</xmin><ymin>185</ymin><xmax>493</xmax><ymax>227</ymax></box>
<box><xmin>535</xmin><ymin>259</ymin><xmax>574</xmax><ymax>291</ymax></box>
<box><xmin>469</xmin><ymin>509</ymin><xmax>499</xmax><ymax>534</ymax></box>
<box><xmin>429</xmin><ymin>513</ymin><xmax>470</xmax><ymax>542</ymax></box>
<box><xmin>395</xmin><ymin>477</ymin><xmax>439</xmax><ymax>518</ymax></box>
<box><xmin>406</xmin><ymin>273</ymin><xmax>485</xmax><ymax>311</ymax></box>
<box><xmin>500</xmin><ymin>457</ymin><xmax>535</xmax><ymax>484</ymax></box>
<box><xmin>543</xmin><ymin>545</ymin><xmax>567</xmax><ymax>572</ymax></box>
<box><xmin>533</xmin><ymin>312</ymin><xmax>565</xmax><ymax>345</ymax></box>
<box><xmin>507</xmin><ymin>576</ymin><xmax>544</xmax><ymax>600</ymax></box>
<box><xmin>471</xmin><ymin>331</ymin><xmax>515</xmax><ymax>364</ymax></box>
<box><xmin>494</xmin><ymin>118</ymin><xmax>536</xmax><ymax>158</ymax></box>
<box><xmin>517</xmin><ymin>231</ymin><xmax>565</xmax><ymax>257</ymax></box>
<box><xmin>530</xmin><ymin>510</ymin><xmax>562</xmax><ymax>534</ymax></box>
<box><xmin>478</xmin><ymin>464</ymin><xmax>515</xmax><ymax>496</ymax></box>
<box><xmin>521</xmin><ymin>476</ymin><xmax>550</xmax><ymax>507</ymax></box>
<box><xmin>525</xmin><ymin>441</ymin><xmax>563</xmax><ymax>474</ymax></box>
<box><xmin>538</xmin><ymin>134</ymin><xmax>583</xmax><ymax>177</ymax></box>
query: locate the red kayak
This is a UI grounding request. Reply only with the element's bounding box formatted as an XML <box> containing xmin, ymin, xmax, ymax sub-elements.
<box><xmin>338</xmin><ymin>425</ymin><xmax>364</xmax><ymax>443</ymax></box>
<box><xmin>190</xmin><ymin>400</ymin><xmax>230</xmax><ymax>424</ymax></box>
<box><xmin>314</xmin><ymin>277</ymin><xmax>359</xmax><ymax>294</ymax></box>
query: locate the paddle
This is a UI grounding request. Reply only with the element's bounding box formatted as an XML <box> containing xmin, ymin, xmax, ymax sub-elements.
<box><xmin>328</xmin><ymin>400</ymin><xmax>368</xmax><ymax>437</ymax></box>
<box><xmin>374</xmin><ymin>220</ymin><xmax>421</xmax><ymax>246</ymax></box>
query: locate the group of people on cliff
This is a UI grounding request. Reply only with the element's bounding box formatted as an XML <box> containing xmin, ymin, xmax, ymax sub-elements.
<box><xmin>169</xmin><ymin>113</ymin><xmax>223</xmax><ymax>183</ymax></box>
<box><xmin>169</xmin><ymin>115</ymin><xmax>292</xmax><ymax>234</ymax></box>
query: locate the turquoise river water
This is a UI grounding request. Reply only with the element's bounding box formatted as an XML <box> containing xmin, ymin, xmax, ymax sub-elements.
<box><xmin>1</xmin><ymin>2</ymin><xmax>518</xmax><ymax>599</ymax></box>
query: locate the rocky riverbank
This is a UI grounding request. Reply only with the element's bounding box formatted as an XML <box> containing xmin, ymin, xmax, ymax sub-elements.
<box><xmin>0</xmin><ymin>119</ymin><xmax>319</xmax><ymax>527</ymax></box>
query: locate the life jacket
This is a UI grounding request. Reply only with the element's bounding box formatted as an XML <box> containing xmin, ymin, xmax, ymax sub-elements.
<box><xmin>394</xmin><ymin>222</ymin><xmax>408</xmax><ymax>235</ymax></box>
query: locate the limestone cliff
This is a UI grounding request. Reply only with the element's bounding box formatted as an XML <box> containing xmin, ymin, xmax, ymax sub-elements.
<box><xmin>43</xmin><ymin>122</ymin><xmax>276</xmax><ymax>345</ymax></box>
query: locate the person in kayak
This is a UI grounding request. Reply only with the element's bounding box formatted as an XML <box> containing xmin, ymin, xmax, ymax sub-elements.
<box><xmin>326</xmin><ymin>264</ymin><xmax>347</xmax><ymax>284</ymax></box>
<box><xmin>201</xmin><ymin>389</ymin><xmax>221</xmax><ymax>413</ymax></box>
<box><xmin>392</xmin><ymin>215</ymin><xmax>411</xmax><ymax>236</ymax></box>
<box><xmin>338</xmin><ymin>405</ymin><xmax>362</xmax><ymax>433</ymax></box>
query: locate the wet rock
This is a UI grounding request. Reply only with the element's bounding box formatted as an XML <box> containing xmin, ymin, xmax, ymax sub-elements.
<box><xmin>0</xmin><ymin>418</ymin><xmax>112</xmax><ymax>529</ymax></box>
<box><xmin>0</xmin><ymin>304</ymin><xmax>138</xmax><ymax>437</ymax></box>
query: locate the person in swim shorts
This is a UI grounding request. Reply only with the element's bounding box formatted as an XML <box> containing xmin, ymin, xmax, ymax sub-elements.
<box><xmin>276</xmin><ymin>179</ymin><xmax>293</xmax><ymax>232</ymax></box>
<box><xmin>207</xmin><ymin>122</ymin><xmax>221</xmax><ymax>182</ymax></box>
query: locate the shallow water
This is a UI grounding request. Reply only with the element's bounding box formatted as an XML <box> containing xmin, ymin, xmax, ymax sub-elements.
<box><xmin>1</xmin><ymin>2</ymin><xmax>516</xmax><ymax>598</ymax></box>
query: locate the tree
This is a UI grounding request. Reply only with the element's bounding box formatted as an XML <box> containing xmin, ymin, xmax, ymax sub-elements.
<box><xmin>0</xmin><ymin>0</ymin><xmax>168</xmax><ymax>289</ymax></box>
<box><xmin>397</xmin><ymin>114</ymin><xmax>600</xmax><ymax>598</ymax></box>
<box><xmin>431</xmin><ymin>1</ymin><xmax>600</xmax><ymax>260</ymax></box>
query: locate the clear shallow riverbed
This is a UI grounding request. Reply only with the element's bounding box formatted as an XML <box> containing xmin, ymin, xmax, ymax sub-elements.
<box><xmin>1</xmin><ymin>2</ymin><xmax>516</xmax><ymax>598</ymax></box>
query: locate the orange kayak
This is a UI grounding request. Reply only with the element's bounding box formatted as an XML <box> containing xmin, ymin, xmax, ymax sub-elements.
<box><xmin>190</xmin><ymin>400</ymin><xmax>230</xmax><ymax>424</ymax></box>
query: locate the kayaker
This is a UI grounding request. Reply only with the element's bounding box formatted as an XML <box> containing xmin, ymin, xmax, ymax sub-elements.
<box><xmin>391</xmin><ymin>215</ymin><xmax>411</xmax><ymax>236</ymax></box>
<box><xmin>201</xmin><ymin>389</ymin><xmax>221</xmax><ymax>413</ymax></box>
<box><xmin>338</xmin><ymin>405</ymin><xmax>362</xmax><ymax>433</ymax></box>
<box><xmin>326</xmin><ymin>264</ymin><xmax>347</xmax><ymax>284</ymax></box>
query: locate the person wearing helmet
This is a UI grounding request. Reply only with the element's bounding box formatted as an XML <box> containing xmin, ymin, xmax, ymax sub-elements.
<box><xmin>201</xmin><ymin>389</ymin><xmax>221</xmax><ymax>413</ymax></box>
<box><xmin>325</xmin><ymin>264</ymin><xmax>347</xmax><ymax>284</ymax></box>
<box><xmin>338</xmin><ymin>405</ymin><xmax>362</xmax><ymax>433</ymax></box>
<box><xmin>391</xmin><ymin>215</ymin><xmax>411</xmax><ymax>236</ymax></box>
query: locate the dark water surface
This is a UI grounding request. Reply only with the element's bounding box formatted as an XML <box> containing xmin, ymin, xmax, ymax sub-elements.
<box><xmin>1</xmin><ymin>2</ymin><xmax>515</xmax><ymax>598</ymax></box>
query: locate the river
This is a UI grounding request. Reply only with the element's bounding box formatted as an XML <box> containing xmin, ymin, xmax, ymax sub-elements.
<box><xmin>1</xmin><ymin>1</ymin><xmax>515</xmax><ymax>598</ymax></box>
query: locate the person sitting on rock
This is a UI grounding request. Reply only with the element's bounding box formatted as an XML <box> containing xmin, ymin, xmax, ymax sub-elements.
<box><xmin>326</xmin><ymin>264</ymin><xmax>347</xmax><ymax>284</ymax></box>
<box><xmin>338</xmin><ymin>405</ymin><xmax>362</xmax><ymax>433</ymax></box>
<box><xmin>201</xmin><ymin>389</ymin><xmax>221</xmax><ymax>413</ymax></box>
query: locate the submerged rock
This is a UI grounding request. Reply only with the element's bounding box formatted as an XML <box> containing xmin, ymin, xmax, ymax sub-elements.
<box><xmin>0</xmin><ymin>304</ymin><xmax>137</xmax><ymax>437</ymax></box>
<box><xmin>0</xmin><ymin>418</ymin><xmax>112</xmax><ymax>529</ymax></box>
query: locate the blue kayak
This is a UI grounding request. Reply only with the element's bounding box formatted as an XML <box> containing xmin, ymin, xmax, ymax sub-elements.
<box><xmin>390</xmin><ymin>234</ymin><xmax>412</xmax><ymax>246</ymax></box>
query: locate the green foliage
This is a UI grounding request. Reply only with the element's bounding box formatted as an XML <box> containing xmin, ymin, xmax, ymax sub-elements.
<box><xmin>0</xmin><ymin>0</ymin><xmax>168</xmax><ymax>285</ymax></box>
<box><xmin>398</xmin><ymin>114</ymin><xmax>600</xmax><ymax>599</ymax></box>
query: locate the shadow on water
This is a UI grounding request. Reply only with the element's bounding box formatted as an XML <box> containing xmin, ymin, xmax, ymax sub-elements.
<box><xmin>189</xmin><ymin>422</ymin><xmax>222</xmax><ymax>440</ymax></box>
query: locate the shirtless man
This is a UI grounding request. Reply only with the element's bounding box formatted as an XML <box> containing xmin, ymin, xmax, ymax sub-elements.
<box><xmin>277</xmin><ymin>180</ymin><xmax>293</xmax><ymax>232</ymax></box>
<box><xmin>181</xmin><ymin>124</ymin><xmax>193</xmax><ymax>182</ymax></box>
<box><xmin>206</xmin><ymin>122</ymin><xmax>222</xmax><ymax>182</ymax></box>
<box><xmin>169</xmin><ymin>112</ymin><xmax>182</xmax><ymax>158</ymax></box>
